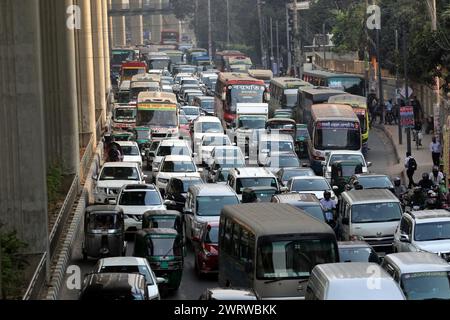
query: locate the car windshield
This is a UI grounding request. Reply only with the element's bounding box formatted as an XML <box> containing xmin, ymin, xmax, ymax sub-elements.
<box><xmin>282</xmin><ymin>169</ymin><xmax>315</xmax><ymax>181</ymax></box>
<box><xmin>238</xmin><ymin>116</ymin><xmax>266</xmax><ymax>130</ymax></box>
<box><xmin>262</xmin><ymin>141</ymin><xmax>294</xmax><ymax>152</ymax></box>
<box><xmin>213</xmin><ymin>148</ymin><xmax>242</xmax><ymax>159</ymax></box>
<box><xmin>338</xmin><ymin>247</ymin><xmax>379</xmax><ymax>263</ymax></box>
<box><xmin>161</xmin><ymin>160</ymin><xmax>196</xmax><ymax>172</ymax></box>
<box><xmin>196</xmin><ymin>196</ymin><xmax>239</xmax><ymax>216</ymax></box>
<box><xmin>200</xmin><ymin>100</ymin><xmax>214</xmax><ymax>110</ymax></box>
<box><xmin>148</xmin><ymin>217</ymin><xmax>178</xmax><ymax>229</ymax></box>
<box><xmin>119</xmin><ymin>191</ymin><xmax>161</xmax><ymax>206</ymax></box>
<box><xmin>414</xmin><ymin>221</ymin><xmax>450</xmax><ymax>241</ymax></box>
<box><xmin>291</xmin><ymin>179</ymin><xmax>330</xmax><ymax>192</ymax></box>
<box><xmin>401</xmin><ymin>272</ymin><xmax>450</xmax><ymax>300</ymax></box>
<box><xmin>149</xmin><ymin>236</ymin><xmax>181</xmax><ymax>257</ymax></box>
<box><xmin>136</xmin><ymin>109</ymin><xmax>177</xmax><ymax>127</ymax></box>
<box><xmin>197</xmin><ymin>122</ymin><xmax>223</xmax><ymax>133</ymax></box>
<box><xmin>351</xmin><ymin>203</ymin><xmax>402</xmax><ymax>223</ymax></box>
<box><xmin>216</xmin><ymin>158</ymin><xmax>245</xmax><ymax>168</ymax></box>
<box><xmin>294</xmin><ymin>205</ymin><xmax>325</xmax><ymax>222</ymax></box>
<box><xmin>230</xmin><ymin>85</ymin><xmax>265</xmax><ymax>110</ymax></box>
<box><xmin>89</xmin><ymin>214</ymin><xmax>120</xmax><ymax>230</ymax></box>
<box><xmin>203</xmin><ymin>136</ymin><xmax>230</xmax><ymax>147</ymax></box>
<box><xmin>183</xmin><ymin>108</ymin><xmax>200</xmax><ymax>116</ymax></box>
<box><xmin>236</xmin><ymin>178</ymin><xmax>278</xmax><ymax>194</ymax></box>
<box><xmin>98</xmin><ymin>265</ymin><xmax>154</xmax><ymax>285</ymax></box>
<box><xmin>182</xmin><ymin>79</ymin><xmax>199</xmax><ymax>85</ymax></box>
<box><xmin>256</xmin><ymin>237</ymin><xmax>337</xmax><ymax>279</ymax></box>
<box><xmin>157</xmin><ymin>146</ymin><xmax>190</xmax><ymax>157</ymax></box>
<box><xmin>268</xmin><ymin>155</ymin><xmax>300</xmax><ymax>168</ymax></box>
<box><xmin>359</xmin><ymin>176</ymin><xmax>392</xmax><ymax>189</ymax></box>
<box><xmin>296</xmin><ymin>128</ymin><xmax>310</xmax><ymax>140</ymax></box>
<box><xmin>181</xmin><ymin>179</ymin><xmax>203</xmax><ymax>193</ymax></box>
<box><xmin>121</xmin><ymin>146</ymin><xmax>140</xmax><ymax>156</ymax></box>
<box><xmin>268</xmin><ymin>122</ymin><xmax>295</xmax><ymax>131</ymax></box>
<box><xmin>329</xmin><ymin>154</ymin><xmax>364</xmax><ymax>166</ymax></box>
<box><xmin>205</xmin><ymin>226</ymin><xmax>219</xmax><ymax>243</ymax></box>
<box><xmin>100</xmin><ymin>167</ymin><xmax>140</xmax><ymax>181</ymax></box>
<box><xmin>115</xmin><ymin>108</ymin><xmax>136</xmax><ymax>119</ymax></box>
<box><xmin>179</xmin><ymin>115</ymin><xmax>189</xmax><ymax>125</ymax></box>
<box><xmin>252</xmin><ymin>189</ymin><xmax>278</xmax><ymax>202</ymax></box>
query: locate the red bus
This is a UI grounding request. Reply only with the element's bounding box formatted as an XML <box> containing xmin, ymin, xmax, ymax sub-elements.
<box><xmin>214</xmin><ymin>73</ymin><xmax>270</xmax><ymax>126</ymax></box>
<box><xmin>161</xmin><ymin>30</ymin><xmax>180</xmax><ymax>45</ymax></box>
<box><xmin>214</xmin><ymin>50</ymin><xmax>246</xmax><ymax>72</ymax></box>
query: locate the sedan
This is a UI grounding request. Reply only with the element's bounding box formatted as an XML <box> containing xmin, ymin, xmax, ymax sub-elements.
<box><xmin>287</xmin><ymin>176</ymin><xmax>337</xmax><ymax>200</ymax></box>
<box><xmin>348</xmin><ymin>174</ymin><xmax>395</xmax><ymax>193</ymax></box>
<box><xmin>181</xmin><ymin>106</ymin><xmax>202</xmax><ymax>123</ymax></box>
<box><xmin>276</xmin><ymin>167</ymin><xmax>316</xmax><ymax>186</ymax></box>
<box><xmin>264</xmin><ymin>151</ymin><xmax>301</xmax><ymax>174</ymax></box>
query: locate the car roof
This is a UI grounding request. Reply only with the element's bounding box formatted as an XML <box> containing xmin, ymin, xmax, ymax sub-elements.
<box><xmin>315</xmin><ymin>263</ymin><xmax>392</xmax><ymax>280</ymax></box>
<box><xmin>406</xmin><ymin>209</ymin><xmax>450</xmax><ymax>222</ymax></box>
<box><xmin>170</xmin><ymin>176</ymin><xmax>203</xmax><ymax>182</ymax></box>
<box><xmin>189</xmin><ymin>184</ymin><xmax>237</xmax><ymax>196</ymax></box>
<box><xmin>83</xmin><ymin>273</ymin><xmax>146</xmax><ymax>291</ymax></box>
<box><xmin>273</xmin><ymin>193</ymin><xmax>321</xmax><ymax>204</ymax></box>
<box><xmin>208</xmin><ymin>288</ymin><xmax>258</xmax><ymax>300</ymax></box>
<box><xmin>85</xmin><ymin>205</ymin><xmax>123</xmax><ymax>214</ymax></box>
<box><xmin>196</xmin><ymin>96</ymin><xmax>214</xmax><ymax>101</ymax></box>
<box><xmin>329</xmin><ymin>150</ymin><xmax>364</xmax><ymax>156</ymax></box>
<box><xmin>159</xmin><ymin>139</ymin><xmax>189</xmax><ymax>146</ymax></box>
<box><xmin>260</xmin><ymin>133</ymin><xmax>294</xmax><ymax>141</ymax></box>
<box><xmin>338</xmin><ymin>241</ymin><xmax>373</xmax><ymax>249</ymax></box>
<box><xmin>229</xmin><ymin>167</ymin><xmax>275</xmax><ymax>178</ymax></box>
<box><xmin>384</xmin><ymin>252</ymin><xmax>450</xmax><ymax>273</ymax></box>
<box><xmin>341</xmin><ymin>189</ymin><xmax>399</xmax><ymax>204</ymax></box>
<box><xmin>145</xmin><ymin>228</ymin><xmax>179</xmax><ymax>236</ymax></box>
<box><xmin>122</xmin><ymin>184</ymin><xmax>157</xmax><ymax>191</ymax></box>
<box><xmin>291</xmin><ymin>176</ymin><xmax>327</xmax><ymax>181</ymax></box>
<box><xmin>99</xmin><ymin>257</ymin><xmax>147</xmax><ymax>267</ymax></box>
<box><xmin>195</xmin><ymin>116</ymin><xmax>221</xmax><ymax>123</ymax></box>
<box><xmin>163</xmin><ymin>155</ymin><xmax>194</xmax><ymax>162</ymax></box>
<box><xmin>102</xmin><ymin>162</ymin><xmax>140</xmax><ymax>168</ymax></box>
<box><xmin>115</xmin><ymin>141</ymin><xmax>139</xmax><ymax>147</ymax></box>
<box><xmin>268</xmin><ymin>151</ymin><xmax>298</xmax><ymax>157</ymax></box>
<box><xmin>353</xmin><ymin>174</ymin><xmax>389</xmax><ymax>179</ymax></box>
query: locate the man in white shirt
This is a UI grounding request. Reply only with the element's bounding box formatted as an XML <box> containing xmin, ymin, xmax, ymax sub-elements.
<box><xmin>430</xmin><ymin>136</ymin><xmax>441</xmax><ymax>167</ymax></box>
<box><xmin>320</xmin><ymin>191</ymin><xmax>336</xmax><ymax>222</ymax></box>
<box><xmin>429</xmin><ymin>166</ymin><xmax>444</xmax><ymax>186</ymax></box>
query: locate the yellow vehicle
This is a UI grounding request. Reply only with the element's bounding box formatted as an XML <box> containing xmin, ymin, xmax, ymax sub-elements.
<box><xmin>268</xmin><ymin>77</ymin><xmax>312</xmax><ymax>117</ymax></box>
<box><xmin>328</xmin><ymin>94</ymin><xmax>370</xmax><ymax>156</ymax></box>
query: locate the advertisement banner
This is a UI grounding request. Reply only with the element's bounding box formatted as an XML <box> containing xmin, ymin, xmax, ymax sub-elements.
<box><xmin>400</xmin><ymin>106</ymin><xmax>415</xmax><ymax>128</ymax></box>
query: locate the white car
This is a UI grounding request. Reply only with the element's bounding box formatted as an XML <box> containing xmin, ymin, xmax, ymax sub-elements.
<box><xmin>193</xmin><ymin>116</ymin><xmax>224</xmax><ymax>150</ymax></box>
<box><xmin>181</xmin><ymin>106</ymin><xmax>202</xmax><ymax>122</ymax></box>
<box><xmin>393</xmin><ymin>210</ymin><xmax>450</xmax><ymax>262</ymax></box>
<box><xmin>198</xmin><ymin>133</ymin><xmax>232</xmax><ymax>165</ymax></box>
<box><xmin>93</xmin><ymin>162</ymin><xmax>146</xmax><ymax>204</ymax></box>
<box><xmin>322</xmin><ymin>150</ymin><xmax>371</xmax><ymax>181</ymax></box>
<box><xmin>116</xmin><ymin>184</ymin><xmax>166</xmax><ymax>234</ymax></box>
<box><xmin>287</xmin><ymin>176</ymin><xmax>337</xmax><ymax>200</ymax></box>
<box><xmin>205</xmin><ymin>146</ymin><xmax>246</xmax><ymax>169</ymax></box>
<box><xmin>258</xmin><ymin>133</ymin><xmax>295</xmax><ymax>166</ymax></box>
<box><xmin>151</xmin><ymin>139</ymin><xmax>193</xmax><ymax>179</ymax></box>
<box><xmin>154</xmin><ymin>155</ymin><xmax>202</xmax><ymax>194</ymax></box>
<box><xmin>116</xmin><ymin>141</ymin><xmax>143</xmax><ymax>168</ymax></box>
<box><xmin>94</xmin><ymin>257</ymin><xmax>164</xmax><ymax>300</ymax></box>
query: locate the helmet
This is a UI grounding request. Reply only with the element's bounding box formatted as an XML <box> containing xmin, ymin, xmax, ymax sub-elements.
<box><xmin>433</xmin><ymin>165</ymin><xmax>439</xmax><ymax>173</ymax></box>
<box><xmin>413</xmin><ymin>186</ymin><xmax>423</xmax><ymax>194</ymax></box>
<box><xmin>323</xmin><ymin>190</ymin><xmax>331</xmax><ymax>198</ymax></box>
<box><xmin>394</xmin><ymin>177</ymin><xmax>401</xmax><ymax>186</ymax></box>
<box><xmin>422</xmin><ymin>172</ymin><xmax>429</xmax><ymax>180</ymax></box>
<box><xmin>427</xmin><ymin>190</ymin><xmax>436</xmax><ymax>197</ymax></box>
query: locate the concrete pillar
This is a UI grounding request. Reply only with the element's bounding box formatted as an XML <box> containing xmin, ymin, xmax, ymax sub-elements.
<box><xmin>102</xmin><ymin>0</ymin><xmax>111</xmax><ymax>95</ymax></box>
<box><xmin>150</xmin><ymin>0</ymin><xmax>162</xmax><ymax>43</ymax></box>
<box><xmin>108</xmin><ymin>0</ymin><xmax>114</xmax><ymax>49</ymax></box>
<box><xmin>130</xmin><ymin>0</ymin><xmax>143</xmax><ymax>45</ymax></box>
<box><xmin>112</xmin><ymin>0</ymin><xmax>127</xmax><ymax>47</ymax></box>
<box><xmin>75</xmin><ymin>0</ymin><xmax>97</xmax><ymax>147</ymax></box>
<box><xmin>91</xmin><ymin>0</ymin><xmax>107</xmax><ymax>123</ymax></box>
<box><xmin>0</xmin><ymin>0</ymin><xmax>49</xmax><ymax>254</ymax></box>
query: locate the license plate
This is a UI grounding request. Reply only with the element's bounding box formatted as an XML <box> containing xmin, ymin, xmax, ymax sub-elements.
<box><xmin>161</xmin><ymin>262</ymin><xmax>169</xmax><ymax>269</ymax></box>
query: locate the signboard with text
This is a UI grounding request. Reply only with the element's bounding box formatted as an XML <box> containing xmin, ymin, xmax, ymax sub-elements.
<box><xmin>400</xmin><ymin>106</ymin><xmax>415</xmax><ymax>128</ymax></box>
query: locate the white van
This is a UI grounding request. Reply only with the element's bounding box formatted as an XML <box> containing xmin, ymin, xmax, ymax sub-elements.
<box><xmin>257</xmin><ymin>132</ymin><xmax>294</xmax><ymax>166</ymax></box>
<box><xmin>338</xmin><ymin>189</ymin><xmax>402</xmax><ymax>253</ymax></box>
<box><xmin>305</xmin><ymin>262</ymin><xmax>405</xmax><ymax>300</ymax></box>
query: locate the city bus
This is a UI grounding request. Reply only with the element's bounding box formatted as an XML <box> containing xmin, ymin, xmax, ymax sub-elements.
<box><xmin>120</xmin><ymin>61</ymin><xmax>147</xmax><ymax>82</ymax></box>
<box><xmin>214</xmin><ymin>50</ymin><xmax>246</xmax><ymax>72</ymax></box>
<box><xmin>302</xmin><ymin>70</ymin><xmax>366</xmax><ymax>97</ymax></box>
<box><xmin>136</xmin><ymin>92</ymin><xmax>179</xmax><ymax>141</ymax></box>
<box><xmin>269</xmin><ymin>77</ymin><xmax>313</xmax><ymax>117</ymax></box>
<box><xmin>186</xmin><ymin>48</ymin><xmax>208</xmax><ymax>65</ymax></box>
<box><xmin>111</xmin><ymin>48</ymin><xmax>138</xmax><ymax>73</ymax></box>
<box><xmin>218</xmin><ymin>203</ymin><xmax>339</xmax><ymax>299</ymax></box>
<box><xmin>214</xmin><ymin>72</ymin><xmax>270</xmax><ymax>127</ymax></box>
<box><xmin>226</xmin><ymin>56</ymin><xmax>253</xmax><ymax>72</ymax></box>
<box><xmin>160</xmin><ymin>29</ymin><xmax>180</xmax><ymax>45</ymax></box>
<box><xmin>328</xmin><ymin>94</ymin><xmax>370</xmax><ymax>156</ymax></box>
<box><xmin>296</xmin><ymin>87</ymin><xmax>346</xmax><ymax>124</ymax></box>
<box><xmin>164</xmin><ymin>50</ymin><xmax>184</xmax><ymax>72</ymax></box>
<box><xmin>247</xmin><ymin>69</ymin><xmax>273</xmax><ymax>88</ymax></box>
<box><xmin>308</xmin><ymin>104</ymin><xmax>362</xmax><ymax>174</ymax></box>
<box><xmin>145</xmin><ymin>52</ymin><xmax>171</xmax><ymax>71</ymax></box>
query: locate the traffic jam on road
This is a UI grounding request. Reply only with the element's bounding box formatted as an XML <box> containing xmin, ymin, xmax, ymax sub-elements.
<box><xmin>75</xmin><ymin>43</ymin><xmax>450</xmax><ymax>302</ymax></box>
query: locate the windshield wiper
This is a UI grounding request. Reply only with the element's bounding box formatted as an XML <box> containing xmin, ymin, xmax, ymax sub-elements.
<box><xmin>264</xmin><ymin>277</ymin><xmax>309</xmax><ymax>284</ymax></box>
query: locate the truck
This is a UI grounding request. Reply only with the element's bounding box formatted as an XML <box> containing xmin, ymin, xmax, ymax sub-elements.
<box><xmin>227</xmin><ymin>103</ymin><xmax>269</xmax><ymax>159</ymax></box>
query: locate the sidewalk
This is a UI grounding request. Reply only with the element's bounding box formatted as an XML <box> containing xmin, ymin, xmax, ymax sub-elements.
<box><xmin>377</xmin><ymin>123</ymin><xmax>435</xmax><ymax>183</ymax></box>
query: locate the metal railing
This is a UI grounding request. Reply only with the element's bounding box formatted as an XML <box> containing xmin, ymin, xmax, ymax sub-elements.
<box><xmin>22</xmin><ymin>253</ymin><xmax>47</xmax><ymax>300</ymax></box>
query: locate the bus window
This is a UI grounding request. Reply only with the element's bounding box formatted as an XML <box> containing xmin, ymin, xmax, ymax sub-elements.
<box><xmin>314</xmin><ymin>122</ymin><xmax>361</xmax><ymax>151</ymax></box>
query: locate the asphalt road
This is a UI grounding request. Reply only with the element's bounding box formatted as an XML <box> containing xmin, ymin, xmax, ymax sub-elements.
<box><xmin>57</xmin><ymin>127</ymin><xmax>396</xmax><ymax>300</ymax></box>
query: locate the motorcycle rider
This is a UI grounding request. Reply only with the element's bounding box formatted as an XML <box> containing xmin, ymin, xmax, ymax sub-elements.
<box><xmin>418</xmin><ymin>172</ymin><xmax>433</xmax><ymax>191</ymax></box>
<box><xmin>429</xmin><ymin>165</ymin><xmax>444</xmax><ymax>186</ymax></box>
<box><xmin>393</xmin><ymin>177</ymin><xmax>407</xmax><ymax>200</ymax></box>
<box><xmin>320</xmin><ymin>191</ymin><xmax>337</xmax><ymax>222</ymax></box>
<box><xmin>409</xmin><ymin>186</ymin><xmax>426</xmax><ymax>210</ymax></box>
<box><xmin>425</xmin><ymin>190</ymin><xmax>440</xmax><ymax>209</ymax></box>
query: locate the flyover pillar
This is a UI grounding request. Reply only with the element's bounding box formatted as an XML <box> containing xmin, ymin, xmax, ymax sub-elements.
<box><xmin>129</xmin><ymin>0</ymin><xmax>144</xmax><ymax>45</ymax></box>
<box><xmin>111</xmin><ymin>0</ymin><xmax>127</xmax><ymax>47</ymax></box>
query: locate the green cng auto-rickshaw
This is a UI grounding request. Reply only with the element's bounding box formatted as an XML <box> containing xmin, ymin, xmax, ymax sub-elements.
<box><xmin>82</xmin><ymin>205</ymin><xmax>125</xmax><ymax>260</ymax></box>
<box><xmin>142</xmin><ymin>210</ymin><xmax>183</xmax><ymax>235</ymax></box>
<box><xmin>134</xmin><ymin>228</ymin><xmax>184</xmax><ymax>291</ymax></box>
<box><xmin>330</xmin><ymin>160</ymin><xmax>364</xmax><ymax>197</ymax></box>
<box><xmin>295</xmin><ymin>124</ymin><xmax>310</xmax><ymax>159</ymax></box>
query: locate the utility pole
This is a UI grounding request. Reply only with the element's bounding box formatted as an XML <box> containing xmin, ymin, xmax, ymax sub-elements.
<box><xmin>376</xmin><ymin>28</ymin><xmax>384</xmax><ymax>125</ymax></box>
<box><xmin>395</xmin><ymin>29</ymin><xmax>402</xmax><ymax>145</ymax></box>
<box><xmin>226</xmin><ymin>0</ymin><xmax>230</xmax><ymax>47</ymax></box>
<box><xmin>292</xmin><ymin>0</ymin><xmax>300</xmax><ymax>78</ymax></box>
<box><xmin>430</xmin><ymin>0</ymin><xmax>441</xmax><ymax>138</ymax></box>
<box><xmin>286</xmin><ymin>4</ymin><xmax>292</xmax><ymax>73</ymax></box>
<box><xmin>276</xmin><ymin>20</ymin><xmax>280</xmax><ymax>76</ymax></box>
<box><xmin>322</xmin><ymin>23</ymin><xmax>327</xmax><ymax>68</ymax></box>
<box><xmin>208</xmin><ymin>0</ymin><xmax>212</xmax><ymax>59</ymax></box>
<box><xmin>270</xmin><ymin>17</ymin><xmax>274</xmax><ymax>73</ymax></box>
<box><xmin>403</xmin><ymin>28</ymin><xmax>412</xmax><ymax>155</ymax></box>
<box><xmin>257</xmin><ymin>0</ymin><xmax>266</xmax><ymax>68</ymax></box>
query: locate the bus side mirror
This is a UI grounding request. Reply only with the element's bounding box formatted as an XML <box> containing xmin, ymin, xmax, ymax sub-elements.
<box><xmin>221</xmin><ymin>92</ymin><xmax>226</xmax><ymax>101</ymax></box>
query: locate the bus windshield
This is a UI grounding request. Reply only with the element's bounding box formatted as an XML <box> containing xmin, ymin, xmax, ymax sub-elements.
<box><xmin>115</xmin><ymin>108</ymin><xmax>136</xmax><ymax>120</ymax></box>
<box><xmin>230</xmin><ymin>85</ymin><xmax>265</xmax><ymax>110</ymax></box>
<box><xmin>238</xmin><ymin>116</ymin><xmax>266</xmax><ymax>129</ymax></box>
<box><xmin>149</xmin><ymin>60</ymin><xmax>170</xmax><ymax>70</ymax></box>
<box><xmin>314</xmin><ymin>121</ymin><xmax>361</xmax><ymax>151</ymax></box>
<box><xmin>256</xmin><ymin>237</ymin><xmax>337</xmax><ymax>280</ymax></box>
<box><xmin>137</xmin><ymin>109</ymin><xmax>177</xmax><ymax>127</ymax></box>
<box><xmin>328</xmin><ymin>77</ymin><xmax>364</xmax><ymax>96</ymax></box>
<box><xmin>283</xmin><ymin>90</ymin><xmax>298</xmax><ymax>108</ymax></box>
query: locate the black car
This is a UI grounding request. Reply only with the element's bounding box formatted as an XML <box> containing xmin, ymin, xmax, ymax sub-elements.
<box><xmin>338</xmin><ymin>241</ymin><xmax>381</xmax><ymax>264</ymax></box>
<box><xmin>275</xmin><ymin>167</ymin><xmax>315</xmax><ymax>186</ymax></box>
<box><xmin>164</xmin><ymin>177</ymin><xmax>204</xmax><ymax>212</ymax></box>
<box><xmin>348</xmin><ymin>174</ymin><xmax>395</xmax><ymax>193</ymax></box>
<box><xmin>79</xmin><ymin>273</ymin><xmax>148</xmax><ymax>300</ymax></box>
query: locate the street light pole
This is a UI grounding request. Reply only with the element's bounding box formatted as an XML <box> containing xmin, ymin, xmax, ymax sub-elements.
<box><xmin>286</xmin><ymin>5</ymin><xmax>292</xmax><ymax>72</ymax></box>
<box><xmin>257</xmin><ymin>0</ymin><xmax>266</xmax><ymax>68</ymax></box>
<box><xmin>322</xmin><ymin>22</ymin><xmax>327</xmax><ymax>68</ymax></box>
<box><xmin>403</xmin><ymin>28</ymin><xmax>412</xmax><ymax>155</ymax></box>
<box><xmin>226</xmin><ymin>0</ymin><xmax>230</xmax><ymax>47</ymax></box>
<box><xmin>207</xmin><ymin>0</ymin><xmax>213</xmax><ymax>59</ymax></box>
<box><xmin>276</xmin><ymin>20</ymin><xmax>280</xmax><ymax>76</ymax></box>
<box><xmin>292</xmin><ymin>0</ymin><xmax>301</xmax><ymax>78</ymax></box>
<box><xmin>270</xmin><ymin>17</ymin><xmax>274</xmax><ymax>72</ymax></box>
<box><xmin>376</xmin><ymin>28</ymin><xmax>385</xmax><ymax>125</ymax></box>
<box><xmin>395</xmin><ymin>29</ymin><xmax>402</xmax><ymax>145</ymax></box>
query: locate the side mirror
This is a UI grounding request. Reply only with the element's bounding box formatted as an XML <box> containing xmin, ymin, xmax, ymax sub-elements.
<box><xmin>198</xmin><ymin>168</ymin><xmax>204</xmax><ymax>173</ymax></box>
<box><xmin>152</xmin><ymin>167</ymin><xmax>159</xmax><ymax>173</ymax></box>
<box><xmin>184</xmin><ymin>210</ymin><xmax>193</xmax><ymax>215</ymax></box>
<box><xmin>156</xmin><ymin>277</ymin><xmax>168</xmax><ymax>285</ymax></box>
<box><xmin>342</xmin><ymin>217</ymin><xmax>349</xmax><ymax>225</ymax></box>
<box><xmin>108</xmin><ymin>199</ymin><xmax>117</xmax><ymax>205</ymax></box>
<box><xmin>244</xmin><ymin>156</ymin><xmax>249</xmax><ymax>160</ymax></box>
<box><xmin>141</xmin><ymin>152</ymin><xmax>146</xmax><ymax>157</ymax></box>
<box><xmin>143</xmin><ymin>175</ymin><xmax>148</xmax><ymax>179</ymax></box>
<box><xmin>321</xmin><ymin>161</ymin><xmax>327</xmax><ymax>166</ymax></box>
<box><xmin>221</xmin><ymin>92</ymin><xmax>226</xmax><ymax>101</ymax></box>
<box><xmin>192</xmin><ymin>152</ymin><xmax>198</xmax><ymax>157</ymax></box>
<box><xmin>367</xmin><ymin>162</ymin><xmax>372</xmax><ymax>168</ymax></box>
<box><xmin>400</xmin><ymin>234</ymin><xmax>410</xmax><ymax>243</ymax></box>
<box><xmin>261</xmin><ymin>149</ymin><xmax>269</xmax><ymax>154</ymax></box>
<box><xmin>192</xmin><ymin>236</ymin><xmax>200</xmax><ymax>242</ymax></box>
<box><xmin>164</xmin><ymin>200</ymin><xmax>176</xmax><ymax>207</ymax></box>
<box><xmin>332</xmin><ymin>186</ymin><xmax>339</xmax><ymax>191</ymax></box>
<box><xmin>92</xmin><ymin>175</ymin><xmax>98</xmax><ymax>181</ymax></box>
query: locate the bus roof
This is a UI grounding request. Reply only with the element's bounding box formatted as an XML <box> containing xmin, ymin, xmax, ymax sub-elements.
<box><xmin>218</xmin><ymin>72</ymin><xmax>265</xmax><ymax>85</ymax></box>
<box><xmin>216</xmin><ymin>50</ymin><xmax>245</xmax><ymax>57</ymax></box>
<box><xmin>131</xmin><ymin>74</ymin><xmax>161</xmax><ymax>83</ymax></box>
<box><xmin>328</xmin><ymin>94</ymin><xmax>367</xmax><ymax>108</ymax></box>
<box><xmin>121</xmin><ymin>61</ymin><xmax>146</xmax><ymax>68</ymax></box>
<box><xmin>247</xmin><ymin>69</ymin><xmax>273</xmax><ymax>80</ymax></box>
<box><xmin>137</xmin><ymin>91</ymin><xmax>177</xmax><ymax>103</ymax></box>
<box><xmin>130</xmin><ymin>81</ymin><xmax>159</xmax><ymax>89</ymax></box>
<box><xmin>311</xmin><ymin>104</ymin><xmax>359</xmax><ymax>121</ymax></box>
<box><xmin>221</xmin><ymin>203</ymin><xmax>334</xmax><ymax>237</ymax></box>
<box><xmin>271</xmin><ymin>77</ymin><xmax>312</xmax><ymax>89</ymax></box>
<box><xmin>303</xmin><ymin>69</ymin><xmax>364</xmax><ymax>79</ymax></box>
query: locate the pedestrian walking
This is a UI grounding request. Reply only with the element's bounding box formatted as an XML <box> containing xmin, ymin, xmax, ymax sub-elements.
<box><xmin>385</xmin><ymin>99</ymin><xmax>393</xmax><ymax>125</ymax></box>
<box><xmin>430</xmin><ymin>136</ymin><xmax>441</xmax><ymax>167</ymax></box>
<box><xmin>405</xmin><ymin>152</ymin><xmax>417</xmax><ymax>189</ymax></box>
